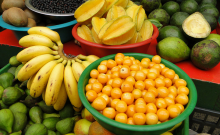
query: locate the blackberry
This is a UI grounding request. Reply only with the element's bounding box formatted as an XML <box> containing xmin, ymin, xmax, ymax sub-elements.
<box><xmin>31</xmin><ymin>0</ymin><xmax>84</xmax><ymax>14</ymax></box>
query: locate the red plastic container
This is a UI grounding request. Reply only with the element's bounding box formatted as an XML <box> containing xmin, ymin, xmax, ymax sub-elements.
<box><xmin>72</xmin><ymin>23</ymin><xmax>159</xmax><ymax>57</ymax></box>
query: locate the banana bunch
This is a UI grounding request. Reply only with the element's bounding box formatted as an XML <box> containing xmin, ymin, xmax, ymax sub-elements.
<box><xmin>16</xmin><ymin>27</ymin><xmax>99</xmax><ymax>112</ymax></box>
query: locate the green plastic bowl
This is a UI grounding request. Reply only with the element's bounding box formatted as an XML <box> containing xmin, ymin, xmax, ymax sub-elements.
<box><xmin>78</xmin><ymin>53</ymin><xmax>197</xmax><ymax>135</ymax></box>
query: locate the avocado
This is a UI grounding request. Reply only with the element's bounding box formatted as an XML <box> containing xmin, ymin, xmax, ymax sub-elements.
<box><xmin>23</xmin><ymin>124</ymin><xmax>31</xmax><ymax>135</ymax></box>
<box><xmin>182</xmin><ymin>12</ymin><xmax>211</xmax><ymax>42</ymax></box>
<box><xmin>37</xmin><ymin>100</ymin><xmax>56</xmax><ymax>114</ymax></box>
<box><xmin>158</xmin><ymin>25</ymin><xmax>188</xmax><ymax>43</ymax></box>
<box><xmin>170</xmin><ymin>12</ymin><xmax>189</xmax><ymax>30</ymax></box>
<box><xmin>56</xmin><ymin>131</ymin><xmax>62</xmax><ymax>135</ymax></box>
<box><xmin>156</xmin><ymin>37</ymin><xmax>190</xmax><ymax>63</ymax></box>
<box><xmin>200</xmin><ymin>0</ymin><xmax>217</xmax><ymax>6</ymax></box>
<box><xmin>0</xmin><ymin>86</ymin><xmax>3</xmax><ymax>100</ymax></box>
<box><xmin>25</xmin><ymin>123</ymin><xmax>48</xmax><ymax>135</ymax></box>
<box><xmin>12</xmin><ymin>112</ymin><xmax>27</xmax><ymax>132</ymax></box>
<box><xmin>140</xmin><ymin>0</ymin><xmax>161</xmax><ymax>13</ymax></box>
<box><xmin>0</xmin><ymin>100</ymin><xmax>9</xmax><ymax>109</ymax></box>
<box><xmin>48</xmin><ymin>130</ymin><xmax>56</xmax><ymax>135</ymax></box>
<box><xmin>56</xmin><ymin>118</ymin><xmax>74</xmax><ymax>135</ymax></box>
<box><xmin>202</xmin><ymin>13</ymin><xmax>217</xmax><ymax>31</ymax></box>
<box><xmin>9</xmin><ymin>102</ymin><xmax>28</xmax><ymax>114</ymax></box>
<box><xmin>20</xmin><ymin>95</ymin><xmax>41</xmax><ymax>108</ymax></box>
<box><xmin>43</xmin><ymin>113</ymin><xmax>60</xmax><ymax>119</ymax></box>
<box><xmin>10</xmin><ymin>131</ymin><xmax>22</xmax><ymax>135</ymax></box>
<box><xmin>180</xmin><ymin>0</ymin><xmax>198</xmax><ymax>14</ymax></box>
<box><xmin>0</xmin><ymin>129</ymin><xmax>8</xmax><ymax>135</ymax></box>
<box><xmin>205</xmin><ymin>34</ymin><xmax>220</xmax><ymax>46</ymax></box>
<box><xmin>0</xmin><ymin>109</ymin><xmax>14</xmax><ymax>133</ymax></box>
<box><xmin>9</xmin><ymin>56</ymin><xmax>21</xmax><ymax>67</ymax></box>
<box><xmin>199</xmin><ymin>7</ymin><xmax>219</xmax><ymax>19</ymax></box>
<box><xmin>2</xmin><ymin>87</ymin><xmax>23</xmax><ymax>105</ymax></box>
<box><xmin>14</xmin><ymin>64</ymin><xmax>24</xmax><ymax>80</ymax></box>
<box><xmin>59</xmin><ymin>103</ymin><xmax>75</xmax><ymax>119</ymax></box>
<box><xmin>0</xmin><ymin>72</ymin><xmax>14</xmax><ymax>89</ymax></box>
<box><xmin>7</xmin><ymin>67</ymin><xmax>16</xmax><ymax>76</ymax></box>
<box><xmin>191</xmin><ymin>40</ymin><xmax>220</xmax><ymax>70</ymax></box>
<box><xmin>148</xmin><ymin>9</ymin><xmax>170</xmax><ymax>26</ymax></box>
<box><xmin>42</xmin><ymin>117</ymin><xmax>60</xmax><ymax>131</ymax></box>
<box><xmin>29</xmin><ymin>106</ymin><xmax>43</xmax><ymax>123</ymax></box>
<box><xmin>198</xmin><ymin>3</ymin><xmax>215</xmax><ymax>11</ymax></box>
<box><xmin>162</xmin><ymin>1</ymin><xmax>180</xmax><ymax>16</ymax></box>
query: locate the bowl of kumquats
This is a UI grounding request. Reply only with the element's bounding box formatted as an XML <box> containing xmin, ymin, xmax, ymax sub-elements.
<box><xmin>78</xmin><ymin>53</ymin><xmax>197</xmax><ymax>135</ymax></box>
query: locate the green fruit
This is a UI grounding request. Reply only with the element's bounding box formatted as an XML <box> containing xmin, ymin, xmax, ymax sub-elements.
<box><xmin>140</xmin><ymin>0</ymin><xmax>161</xmax><ymax>13</ymax></box>
<box><xmin>148</xmin><ymin>19</ymin><xmax>163</xmax><ymax>30</ymax></box>
<box><xmin>37</xmin><ymin>100</ymin><xmax>56</xmax><ymax>114</ymax></box>
<box><xmin>0</xmin><ymin>129</ymin><xmax>8</xmax><ymax>135</ymax></box>
<box><xmin>157</xmin><ymin>37</ymin><xmax>190</xmax><ymax>63</ymax></box>
<box><xmin>170</xmin><ymin>12</ymin><xmax>189</xmax><ymax>30</ymax></box>
<box><xmin>0</xmin><ymin>86</ymin><xmax>4</xmax><ymax>100</ymax></box>
<box><xmin>191</xmin><ymin>40</ymin><xmax>220</xmax><ymax>70</ymax></box>
<box><xmin>9</xmin><ymin>56</ymin><xmax>21</xmax><ymax>67</ymax></box>
<box><xmin>23</xmin><ymin>124</ymin><xmax>31</xmax><ymax>135</ymax></box>
<box><xmin>25</xmin><ymin>123</ymin><xmax>47</xmax><ymax>135</ymax></box>
<box><xmin>25</xmin><ymin>89</ymin><xmax>30</xmax><ymax>96</ymax></box>
<box><xmin>29</xmin><ymin>106</ymin><xmax>43</xmax><ymax>123</ymax></box>
<box><xmin>9</xmin><ymin>102</ymin><xmax>28</xmax><ymax>114</ymax></box>
<box><xmin>2</xmin><ymin>87</ymin><xmax>23</xmax><ymax>105</ymax></box>
<box><xmin>199</xmin><ymin>7</ymin><xmax>219</xmax><ymax>19</ymax></box>
<box><xmin>205</xmin><ymin>34</ymin><xmax>220</xmax><ymax>46</ymax></box>
<box><xmin>0</xmin><ymin>109</ymin><xmax>14</xmax><ymax>133</ymax></box>
<box><xmin>59</xmin><ymin>103</ymin><xmax>75</xmax><ymax>119</ymax></box>
<box><xmin>162</xmin><ymin>1</ymin><xmax>180</xmax><ymax>16</ymax></box>
<box><xmin>12</xmin><ymin>112</ymin><xmax>27</xmax><ymax>132</ymax></box>
<box><xmin>0</xmin><ymin>72</ymin><xmax>14</xmax><ymax>89</ymax></box>
<box><xmin>42</xmin><ymin>117</ymin><xmax>60</xmax><ymax>131</ymax></box>
<box><xmin>14</xmin><ymin>64</ymin><xmax>23</xmax><ymax>80</ymax></box>
<box><xmin>56</xmin><ymin>118</ymin><xmax>74</xmax><ymax>135</ymax></box>
<box><xmin>202</xmin><ymin>13</ymin><xmax>217</xmax><ymax>31</ymax></box>
<box><xmin>158</xmin><ymin>25</ymin><xmax>188</xmax><ymax>43</ymax></box>
<box><xmin>48</xmin><ymin>130</ymin><xmax>56</xmax><ymax>135</ymax></box>
<box><xmin>198</xmin><ymin>3</ymin><xmax>215</xmax><ymax>11</ymax></box>
<box><xmin>148</xmin><ymin>9</ymin><xmax>170</xmax><ymax>26</ymax></box>
<box><xmin>0</xmin><ymin>100</ymin><xmax>9</xmax><ymax>109</ymax></box>
<box><xmin>9</xmin><ymin>131</ymin><xmax>22</xmax><ymax>135</ymax></box>
<box><xmin>56</xmin><ymin>131</ymin><xmax>62</xmax><ymax>135</ymax></box>
<box><xmin>200</xmin><ymin>0</ymin><xmax>217</xmax><ymax>6</ymax></box>
<box><xmin>20</xmin><ymin>95</ymin><xmax>40</xmax><ymax>108</ymax></box>
<box><xmin>180</xmin><ymin>0</ymin><xmax>198</xmax><ymax>14</ymax></box>
<box><xmin>7</xmin><ymin>67</ymin><xmax>16</xmax><ymax>76</ymax></box>
<box><xmin>43</xmin><ymin>113</ymin><xmax>60</xmax><ymax>119</ymax></box>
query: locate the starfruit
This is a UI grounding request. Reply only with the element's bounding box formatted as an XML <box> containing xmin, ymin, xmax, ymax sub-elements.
<box><xmin>77</xmin><ymin>25</ymin><xmax>94</xmax><ymax>42</ymax></box>
<box><xmin>103</xmin><ymin>0</ymin><xmax>119</xmax><ymax>15</ymax></box>
<box><xmin>125</xmin><ymin>0</ymin><xmax>135</xmax><ymax>9</ymax></box>
<box><xmin>106</xmin><ymin>5</ymin><xmax>126</xmax><ymax>21</ymax></box>
<box><xmin>139</xmin><ymin>19</ymin><xmax>153</xmax><ymax>41</ymax></box>
<box><xmin>136</xmin><ymin>32</ymin><xmax>143</xmax><ymax>43</ymax></box>
<box><xmin>74</xmin><ymin>0</ymin><xmax>106</xmax><ymax>25</ymax></box>
<box><xmin>92</xmin><ymin>17</ymin><xmax>107</xmax><ymax>34</ymax></box>
<box><xmin>115</xmin><ymin>0</ymin><xmax>129</xmax><ymax>9</ymax></box>
<box><xmin>91</xmin><ymin>28</ymin><xmax>102</xmax><ymax>44</ymax></box>
<box><xmin>98</xmin><ymin>20</ymin><xmax>114</xmax><ymax>40</ymax></box>
<box><xmin>101</xmin><ymin>15</ymin><xmax>136</xmax><ymax>45</ymax></box>
<box><xmin>125</xmin><ymin>31</ymin><xmax>143</xmax><ymax>44</ymax></box>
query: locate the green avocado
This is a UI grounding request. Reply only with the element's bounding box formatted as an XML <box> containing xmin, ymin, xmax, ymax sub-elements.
<box><xmin>162</xmin><ymin>1</ymin><xmax>180</xmax><ymax>16</ymax></box>
<box><xmin>156</xmin><ymin>37</ymin><xmax>191</xmax><ymax>63</ymax></box>
<box><xmin>205</xmin><ymin>34</ymin><xmax>220</xmax><ymax>46</ymax></box>
<box><xmin>59</xmin><ymin>103</ymin><xmax>75</xmax><ymax>119</ymax></box>
<box><xmin>37</xmin><ymin>100</ymin><xmax>56</xmax><ymax>114</ymax></box>
<box><xmin>191</xmin><ymin>40</ymin><xmax>220</xmax><ymax>70</ymax></box>
<box><xmin>25</xmin><ymin>123</ymin><xmax>48</xmax><ymax>135</ymax></box>
<box><xmin>180</xmin><ymin>0</ymin><xmax>198</xmax><ymax>14</ymax></box>
<box><xmin>148</xmin><ymin>9</ymin><xmax>170</xmax><ymax>26</ymax></box>
<box><xmin>2</xmin><ymin>87</ymin><xmax>23</xmax><ymax>105</ymax></box>
<box><xmin>199</xmin><ymin>7</ymin><xmax>219</xmax><ymax>19</ymax></box>
<box><xmin>198</xmin><ymin>3</ymin><xmax>215</xmax><ymax>11</ymax></box>
<box><xmin>42</xmin><ymin>117</ymin><xmax>60</xmax><ymax>131</ymax></box>
<box><xmin>29</xmin><ymin>106</ymin><xmax>43</xmax><ymax>123</ymax></box>
<box><xmin>202</xmin><ymin>13</ymin><xmax>217</xmax><ymax>31</ymax></box>
<box><xmin>48</xmin><ymin>130</ymin><xmax>56</xmax><ymax>135</ymax></box>
<box><xmin>7</xmin><ymin>67</ymin><xmax>16</xmax><ymax>76</ymax></box>
<box><xmin>0</xmin><ymin>109</ymin><xmax>14</xmax><ymax>133</ymax></box>
<box><xmin>12</xmin><ymin>112</ymin><xmax>27</xmax><ymax>132</ymax></box>
<box><xmin>140</xmin><ymin>0</ymin><xmax>161</xmax><ymax>13</ymax></box>
<box><xmin>200</xmin><ymin>0</ymin><xmax>217</xmax><ymax>6</ymax></box>
<box><xmin>56</xmin><ymin>118</ymin><xmax>74</xmax><ymax>135</ymax></box>
<box><xmin>0</xmin><ymin>72</ymin><xmax>14</xmax><ymax>89</ymax></box>
<box><xmin>9</xmin><ymin>102</ymin><xmax>28</xmax><ymax>114</ymax></box>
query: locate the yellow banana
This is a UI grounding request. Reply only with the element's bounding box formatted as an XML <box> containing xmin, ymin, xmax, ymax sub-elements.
<box><xmin>28</xmin><ymin>27</ymin><xmax>63</xmax><ymax>47</ymax></box>
<box><xmin>71</xmin><ymin>60</ymin><xmax>85</xmax><ymax>82</ymax></box>
<box><xmin>30</xmin><ymin>58</ymin><xmax>63</xmax><ymax>98</ymax></box>
<box><xmin>19</xmin><ymin>34</ymin><xmax>57</xmax><ymax>49</ymax></box>
<box><xmin>53</xmin><ymin>82</ymin><xmax>68</xmax><ymax>111</ymax></box>
<box><xmin>42</xmin><ymin>89</ymin><xmax>46</xmax><ymax>101</ymax></box>
<box><xmin>45</xmin><ymin>62</ymin><xmax>64</xmax><ymax>106</ymax></box>
<box><xmin>27</xmin><ymin>73</ymin><xmax>36</xmax><ymax>90</ymax></box>
<box><xmin>75</xmin><ymin>58</ymin><xmax>92</xmax><ymax>68</ymax></box>
<box><xmin>16</xmin><ymin>46</ymin><xmax>58</xmax><ymax>62</ymax></box>
<box><xmin>77</xmin><ymin>54</ymin><xmax>99</xmax><ymax>63</ymax></box>
<box><xmin>17</xmin><ymin>54</ymin><xmax>60</xmax><ymax>82</ymax></box>
<box><xmin>64</xmin><ymin>61</ymin><xmax>82</xmax><ymax>110</ymax></box>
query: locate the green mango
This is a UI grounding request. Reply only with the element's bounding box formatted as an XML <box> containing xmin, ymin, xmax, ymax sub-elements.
<box><xmin>0</xmin><ymin>72</ymin><xmax>14</xmax><ymax>89</ymax></box>
<box><xmin>37</xmin><ymin>100</ymin><xmax>56</xmax><ymax>114</ymax></box>
<box><xmin>29</xmin><ymin>106</ymin><xmax>43</xmax><ymax>123</ymax></box>
<box><xmin>56</xmin><ymin>118</ymin><xmax>74</xmax><ymax>135</ymax></box>
<box><xmin>9</xmin><ymin>102</ymin><xmax>28</xmax><ymax>114</ymax></box>
<box><xmin>42</xmin><ymin>117</ymin><xmax>60</xmax><ymax>131</ymax></box>
<box><xmin>0</xmin><ymin>100</ymin><xmax>9</xmax><ymax>109</ymax></box>
<box><xmin>14</xmin><ymin>64</ymin><xmax>24</xmax><ymax>80</ymax></box>
<box><xmin>2</xmin><ymin>87</ymin><xmax>23</xmax><ymax>105</ymax></box>
<box><xmin>0</xmin><ymin>86</ymin><xmax>4</xmax><ymax>99</ymax></box>
<box><xmin>48</xmin><ymin>130</ymin><xmax>56</xmax><ymax>135</ymax></box>
<box><xmin>9</xmin><ymin>56</ymin><xmax>21</xmax><ymax>67</ymax></box>
<box><xmin>43</xmin><ymin>113</ymin><xmax>60</xmax><ymax>119</ymax></box>
<box><xmin>10</xmin><ymin>131</ymin><xmax>22</xmax><ymax>135</ymax></box>
<box><xmin>0</xmin><ymin>129</ymin><xmax>8</xmax><ymax>135</ymax></box>
<box><xmin>25</xmin><ymin>123</ymin><xmax>47</xmax><ymax>135</ymax></box>
<box><xmin>0</xmin><ymin>109</ymin><xmax>14</xmax><ymax>133</ymax></box>
<box><xmin>12</xmin><ymin>112</ymin><xmax>27</xmax><ymax>132</ymax></box>
<box><xmin>7</xmin><ymin>67</ymin><xmax>16</xmax><ymax>76</ymax></box>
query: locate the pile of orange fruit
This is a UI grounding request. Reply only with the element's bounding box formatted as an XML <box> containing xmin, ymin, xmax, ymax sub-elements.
<box><xmin>85</xmin><ymin>53</ymin><xmax>189</xmax><ymax>125</ymax></box>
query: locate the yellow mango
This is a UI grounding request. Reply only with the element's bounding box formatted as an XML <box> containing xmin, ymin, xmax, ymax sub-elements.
<box><xmin>98</xmin><ymin>20</ymin><xmax>114</xmax><ymax>39</ymax></box>
<box><xmin>77</xmin><ymin>25</ymin><xmax>95</xmax><ymax>42</ymax></box>
<box><xmin>106</xmin><ymin>5</ymin><xmax>126</xmax><ymax>21</ymax></box>
<box><xmin>136</xmin><ymin>32</ymin><xmax>143</xmax><ymax>43</ymax></box>
<box><xmin>92</xmin><ymin>17</ymin><xmax>107</xmax><ymax>34</ymax></box>
<box><xmin>137</xmin><ymin>7</ymin><xmax>146</xmax><ymax>31</ymax></box>
<box><xmin>91</xmin><ymin>27</ymin><xmax>102</xmax><ymax>44</ymax></box>
<box><xmin>139</xmin><ymin>19</ymin><xmax>153</xmax><ymax>41</ymax></box>
<box><xmin>74</xmin><ymin>0</ymin><xmax>106</xmax><ymax>25</ymax></box>
<box><xmin>115</xmin><ymin>0</ymin><xmax>129</xmax><ymax>8</ymax></box>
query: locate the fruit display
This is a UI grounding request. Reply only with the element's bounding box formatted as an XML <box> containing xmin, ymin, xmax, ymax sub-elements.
<box><xmin>85</xmin><ymin>53</ymin><xmax>189</xmax><ymax>126</ymax></box>
<box><xmin>74</xmin><ymin>0</ymin><xmax>154</xmax><ymax>45</ymax></box>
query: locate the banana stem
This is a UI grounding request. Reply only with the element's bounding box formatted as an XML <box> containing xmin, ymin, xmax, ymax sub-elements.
<box><xmin>62</xmin><ymin>60</ymin><xmax>67</xmax><ymax>65</ymax></box>
<box><xmin>56</xmin><ymin>41</ymin><xmax>63</xmax><ymax>47</ymax></box>
<box><xmin>77</xmin><ymin>54</ymin><xmax>87</xmax><ymax>60</ymax></box>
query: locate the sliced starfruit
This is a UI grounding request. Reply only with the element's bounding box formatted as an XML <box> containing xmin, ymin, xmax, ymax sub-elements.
<box><xmin>98</xmin><ymin>20</ymin><xmax>114</xmax><ymax>40</ymax></box>
<box><xmin>136</xmin><ymin>32</ymin><xmax>143</xmax><ymax>43</ymax></box>
<box><xmin>126</xmin><ymin>5</ymin><xmax>140</xmax><ymax>22</ymax></box>
<box><xmin>115</xmin><ymin>0</ymin><xmax>129</xmax><ymax>8</ymax></box>
<box><xmin>106</xmin><ymin>5</ymin><xmax>126</xmax><ymax>21</ymax></box>
<box><xmin>139</xmin><ymin>19</ymin><xmax>153</xmax><ymax>41</ymax></box>
<box><xmin>125</xmin><ymin>31</ymin><xmax>138</xmax><ymax>44</ymax></box>
<box><xmin>91</xmin><ymin>27</ymin><xmax>102</xmax><ymax>44</ymax></box>
<box><xmin>77</xmin><ymin>25</ymin><xmax>94</xmax><ymax>42</ymax></box>
<box><xmin>125</xmin><ymin>0</ymin><xmax>135</xmax><ymax>9</ymax></box>
<box><xmin>74</xmin><ymin>0</ymin><xmax>106</xmax><ymax>25</ymax></box>
<box><xmin>91</xmin><ymin>17</ymin><xmax>107</xmax><ymax>34</ymax></box>
<box><xmin>102</xmin><ymin>15</ymin><xmax>136</xmax><ymax>45</ymax></box>
<box><xmin>136</xmin><ymin>7</ymin><xmax>146</xmax><ymax>31</ymax></box>
<box><xmin>104</xmin><ymin>0</ymin><xmax>119</xmax><ymax>15</ymax></box>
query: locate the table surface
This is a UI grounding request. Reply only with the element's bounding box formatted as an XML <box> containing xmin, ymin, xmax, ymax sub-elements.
<box><xmin>0</xmin><ymin>29</ymin><xmax>220</xmax><ymax>84</ymax></box>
